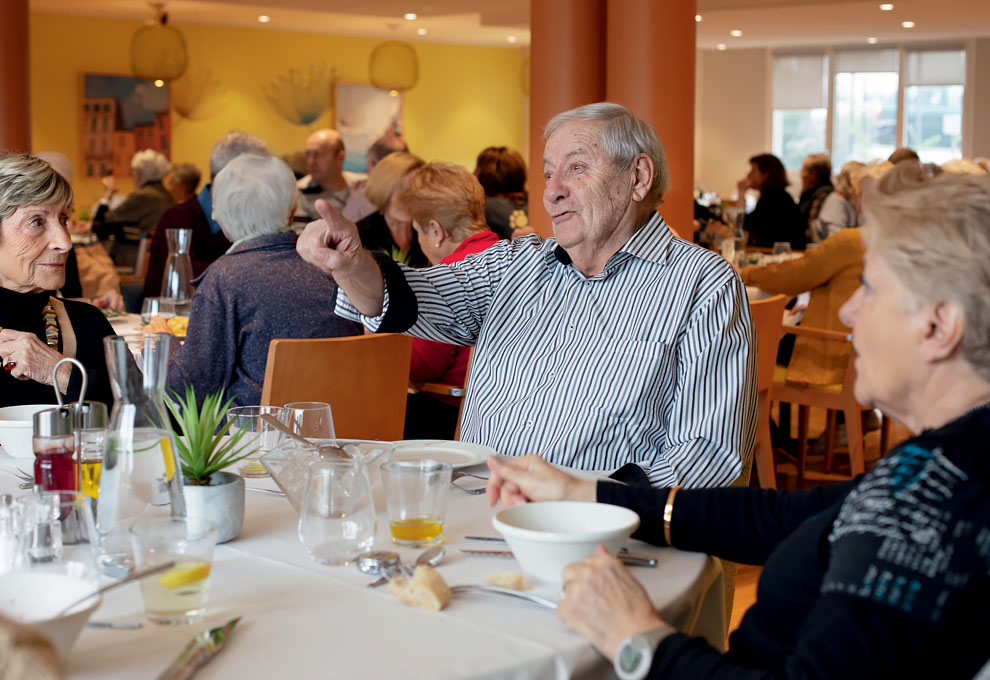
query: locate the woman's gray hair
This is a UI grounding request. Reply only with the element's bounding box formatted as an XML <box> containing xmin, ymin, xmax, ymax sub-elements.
<box><xmin>212</xmin><ymin>154</ymin><xmax>296</xmax><ymax>242</ymax></box>
<box><xmin>209</xmin><ymin>130</ymin><xmax>269</xmax><ymax>178</ymax></box>
<box><xmin>0</xmin><ymin>153</ymin><xmax>73</xmax><ymax>224</ymax></box>
<box><xmin>130</xmin><ymin>149</ymin><xmax>170</xmax><ymax>185</ymax></box>
<box><xmin>864</xmin><ymin>162</ymin><xmax>990</xmax><ymax>379</ymax></box>
<box><xmin>544</xmin><ymin>102</ymin><xmax>669</xmax><ymax>203</ymax></box>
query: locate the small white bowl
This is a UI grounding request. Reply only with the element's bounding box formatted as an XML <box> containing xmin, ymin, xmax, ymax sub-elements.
<box><xmin>0</xmin><ymin>404</ymin><xmax>52</xmax><ymax>459</ymax></box>
<box><xmin>0</xmin><ymin>572</ymin><xmax>101</xmax><ymax>658</ymax></box>
<box><xmin>493</xmin><ymin>501</ymin><xmax>640</xmax><ymax>584</ymax></box>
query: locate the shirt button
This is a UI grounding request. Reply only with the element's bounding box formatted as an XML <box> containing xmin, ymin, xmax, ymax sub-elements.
<box><xmin>525</xmin><ymin>420</ymin><xmax>534</xmax><ymax>428</ymax></box>
<box><xmin>548</xmin><ymin>370</ymin><xmax>555</xmax><ymax>378</ymax></box>
<box><xmin>568</xmin><ymin>324</ymin><xmax>575</xmax><ymax>331</ymax></box>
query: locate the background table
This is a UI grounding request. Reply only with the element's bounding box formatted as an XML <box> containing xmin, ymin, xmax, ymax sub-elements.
<box><xmin>0</xmin><ymin>456</ymin><xmax>724</xmax><ymax>679</ymax></box>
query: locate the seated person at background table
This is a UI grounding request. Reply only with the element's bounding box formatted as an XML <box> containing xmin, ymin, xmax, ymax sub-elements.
<box><xmin>812</xmin><ymin>160</ymin><xmax>862</xmax><ymax>243</ymax></box>
<box><xmin>737</xmin><ymin>153</ymin><xmax>806</xmax><ymax>251</ymax></box>
<box><xmin>295</xmin><ymin>128</ymin><xmax>365</xmax><ymax>223</ymax></box>
<box><xmin>0</xmin><ymin>154</ymin><xmax>115</xmax><ymax>407</ymax></box>
<box><xmin>796</xmin><ymin>152</ymin><xmax>833</xmax><ymax>236</ymax></box>
<box><xmin>397</xmin><ymin>162</ymin><xmax>499</xmax><ymax>440</ymax></box>
<box><xmin>298</xmin><ymin>102</ymin><xmax>756</xmax><ymax>489</ymax></box>
<box><xmin>483</xmin><ymin>161</ymin><xmax>990</xmax><ymax>680</ymax></box>
<box><xmin>341</xmin><ymin>132</ymin><xmax>409</xmax><ymax>224</ymax></box>
<box><xmin>91</xmin><ymin>149</ymin><xmax>174</xmax><ymax>267</ymax></box>
<box><xmin>143</xmin><ymin>131</ymin><xmax>269</xmax><ymax>300</ymax></box>
<box><xmin>145</xmin><ymin>153</ymin><xmax>362</xmax><ymax>407</ymax></box>
<box><xmin>888</xmin><ymin>146</ymin><xmax>919</xmax><ymax>164</ymax></box>
<box><xmin>474</xmin><ymin>145</ymin><xmax>533</xmax><ymax>240</ymax></box>
<box><xmin>355</xmin><ymin>151</ymin><xmax>429</xmax><ymax>268</ymax></box>
<box><xmin>163</xmin><ymin>162</ymin><xmax>201</xmax><ymax>204</ymax></box>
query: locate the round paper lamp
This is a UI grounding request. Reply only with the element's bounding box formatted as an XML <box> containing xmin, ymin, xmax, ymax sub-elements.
<box><xmin>131</xmin><ymin>14</ymin><xmax>188</xmax><ymax>82</ymax></box>
<box><xmin>369</xmin><ymin>41</ymin><xmax>418</xmax><ymax>91</ymax></box>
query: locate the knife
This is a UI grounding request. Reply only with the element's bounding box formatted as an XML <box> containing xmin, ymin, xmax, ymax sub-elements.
<box><xmin>156</xmin><ymin>617</ymin><xmax>241</xmax><ymax>680</ymax></box>
<box><xmin>459</xmin><ymin>548</ymin><xmax>657</xmax><ymax>568</ymax></box>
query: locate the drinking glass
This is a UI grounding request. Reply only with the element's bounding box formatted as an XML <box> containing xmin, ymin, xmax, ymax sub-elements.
<box><xmin>226</xmin><ymin>406</ymin><xmax>285</xmax><ymax>478</ymax></box>
<box><xmin>140</xmin><ymin>297</ymin><xmax>162</xmax><ymax>323</ymax></box>
<box><xmin>297</xmin><ymin>460</ymin><xmax>376</xmax><ymax>565</ymax></box>
<box><xmin>380</xmin><ymin>460</ymin><xmax>453</xmax><ymax>547</ymax></box>
<box><xmin>130</xmin><ymin>517</ymin><xmax>216</xmax><ymax>625</ymax></box>
<box><xmin>772</xmin><ymin>241</ymin><xmax>792</xmax><ymax>256</ymax></box>
<box><xmin>282</xmin><ymin>402</ymin><xmax>335</xmax><ymax>442</ymax></box>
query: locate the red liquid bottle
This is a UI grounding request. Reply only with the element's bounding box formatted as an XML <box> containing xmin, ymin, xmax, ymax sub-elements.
<box><xmin>33</xmin><ymin>407</ymin><xmax>77</xmax><ymax>492</ymax></box>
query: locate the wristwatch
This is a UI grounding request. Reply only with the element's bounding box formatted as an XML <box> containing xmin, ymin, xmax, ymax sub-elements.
<box><xmin>614</xmin><ymin>625</ymin><xmax>673</xmax><ymax>680</ymax></box>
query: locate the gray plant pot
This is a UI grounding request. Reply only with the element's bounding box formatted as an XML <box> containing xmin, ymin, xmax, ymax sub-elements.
<box><xmin>182</xmin><ymin>471</ymin><xmax>245</xmax><ymax>543</ymax></box>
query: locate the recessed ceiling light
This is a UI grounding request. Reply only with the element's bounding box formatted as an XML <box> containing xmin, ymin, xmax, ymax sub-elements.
<box><xmin>902</xmin><ymin>20</ymin><xmax>915</xmax><ymax>28</ymax></box>
<box><xmin>695</xmin><ymin>14</ymin><xmax>702</xmax><ymax>22</ymax></box>
<box><xmin>416</xmin><ymin>28</ymin><xmax>427</xmax><ymax>35</ymax></box>
<box><xmin>879</xmin><ymin>3</ymin><xmax>894</xmax><ymax>10</ymax></box>
<box><xmin>507</xmin><ymin>35</ymin><xmax>518</xmax><ymax>43</ymax></box>
<box><xmin>730</xmin><ymin>29</ymin><xmax>742</xmax><ymax>37</ymax></box>
<box><xmin>153</xmin><ymin>79</ymin><xmax>164</xmax><ymax>88</ymax></box>
<box><xmin>258</xmin><ymin>15</ymin><xmax>270</xmax><ymax>23</ymax></box>
<box><xmin>403</xmin><ymin>12</ymin><xmax>417</xmax><ymax>20</ymax></box>
<box><xmin>867</xmin><ymin>36</ymin><xmax>878</xmax><ymax>44</ymax></box>
<box><xmin>717</xmin><ymin>43</ymin><xmax>727</xmax><ymax>50</ymax></box>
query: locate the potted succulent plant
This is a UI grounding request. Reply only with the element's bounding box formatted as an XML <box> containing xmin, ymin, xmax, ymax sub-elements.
<box><xmin>166</xmin><ymin>386</ymin><xmax>253</xmax><ymax>543</ymax></box>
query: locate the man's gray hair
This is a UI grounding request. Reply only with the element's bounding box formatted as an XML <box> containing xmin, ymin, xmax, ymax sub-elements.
<box><xmin>212</xmin><ymin>154</ymin><xmax>296</xmax><ymax>242</ymax></box>
<box><xmin>0</xmin><ymin>153</ymin><xmax>73</xmax><ymax>224</ymax></box>
<box><xmin>130</xmin><ymin>149</ymin><xmax>170</xmax><ymax>185</ymax></box>
<box><xmin>209</xmin><ymin>130</ymin><xmax>269</xmax><ymax>178</ymax></box>
<box><xmin>544</xmin><ymin>102</ymin><xmax>669</xmax><ymax>203</ymax></box>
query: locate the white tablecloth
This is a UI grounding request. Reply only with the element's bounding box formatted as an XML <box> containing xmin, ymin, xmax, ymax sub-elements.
<box><xmin>0</xmin><ymin>456</ymin><xmax>724</xmax><ymax>679</ymax></box>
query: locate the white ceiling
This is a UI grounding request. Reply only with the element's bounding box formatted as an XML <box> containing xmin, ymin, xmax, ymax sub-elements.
<box><xmin>30</xmin><ymin>0</ymin><xmax>990</xmax><ymax>49</ymax></box>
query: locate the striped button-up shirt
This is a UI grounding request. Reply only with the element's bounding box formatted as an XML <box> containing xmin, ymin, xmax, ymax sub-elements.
<box><xmin>336</xmin><ymin>212</ymin><xmax>756</xmax><ymax>488</ymax></box>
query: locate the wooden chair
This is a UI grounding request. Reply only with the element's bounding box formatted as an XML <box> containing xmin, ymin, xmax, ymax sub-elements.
<box><xmin>261</xmin><ymin>333</ymin><xmax>412</xmax><ymax>441</ymax></box>
<box><xmin>771</xmin><ymin>326</ymin><xmax>888</xmax><ymax>482</ymax></box>
<box><xmin>748</xmin><ymin>294</ymin><xmax>788</xmax><ymax>489</ymax></box>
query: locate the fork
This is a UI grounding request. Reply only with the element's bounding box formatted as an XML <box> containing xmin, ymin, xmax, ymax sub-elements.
<box><xmin>450</xmin><ymin>584</ymin><xmax>557</xmax><ymax>610</ymax></box>
<box><xmin>12</xmin><ymin>466</ymin><xmax>32</xmax><ymax>482</ymax></box>
<box><xmin>451</xmin><ymin>470</ymin><xmax>488</xmax><ymax>495</ymax></box>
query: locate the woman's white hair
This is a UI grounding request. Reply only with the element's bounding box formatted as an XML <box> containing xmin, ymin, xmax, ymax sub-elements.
<box><xmin>209</xmin><ymin>130</ymin><xmax>269</xmax><ymax>178</ymax></box>
<box><xmin>212</xmin><ymin>154</ymin><xmax>296</xmax><ymax>242</ymax></box>
<box><xmin>544</xmin><ymin>102</ymin><xmax>669</xmax><ymax>204</ymax></box>
<box><xmin>130</xmin><ymin>149</ymin><xmax>170</xmax><ymax>185</ymax></box>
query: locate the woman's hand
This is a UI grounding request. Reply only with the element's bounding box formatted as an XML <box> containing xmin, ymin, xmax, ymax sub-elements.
<box><xmin>485</xmin><ymin>454</ymin><xmax>596</xmax><ymax>507</ymax></box>
<box><xmin>91</xmin><ymin>289</ymin><xmax>125</xmax><ymax>312</ymax></box>
<box><xmin>558</xmin><ymin>545</ymin><xmax>667</xmax><ymax>661</ymax></box>
<box><xmin>0</xmin><ymin>328</ymin><xmax>70</xmax><ymax>392</ymax></box>
<box><xmin>142</xmin><ymin>316</ymin><xmax>173</xmax><ymax>335</ymax></box>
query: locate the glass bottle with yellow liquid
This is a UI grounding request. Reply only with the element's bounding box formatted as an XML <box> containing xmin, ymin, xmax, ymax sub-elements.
<box><xmin>75</xmin><ymin>401</ymin><xmax>107</xmax><ymax>499</ymax></box>
<box><xmin>96</xmin><ymin>335</ymin><xmax>186</xmax><ymax>577</ymax></box>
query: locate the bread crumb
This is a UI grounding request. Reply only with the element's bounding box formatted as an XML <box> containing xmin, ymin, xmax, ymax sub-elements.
<box><xmin>387</xmin><ymin>565</ymin><xmax>451</xmax><ymax>612</ymax></box>
<box><xmin>483</xmin><ymin>572</ymin><xmax>531</xmax><ymax>590</ymax></box>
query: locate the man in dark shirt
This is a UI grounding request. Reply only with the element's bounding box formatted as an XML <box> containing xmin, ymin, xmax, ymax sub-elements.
<box><xmin>797</xmin><ymin>153</ymin><xmax>833</xmax><ymax>235</ymax></box>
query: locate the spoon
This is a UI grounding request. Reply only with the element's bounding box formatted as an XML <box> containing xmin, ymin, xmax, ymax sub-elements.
<box><xmin>259</xmin><ymin>414</ymin><xmax>347</xmax><ymax>460</ymax></box>
<box><xmin>52</xmin><ymin>560</ymin><xmax>177</xmax><ymax>618</ymax></box>
<box><xmin>357</xmin><ymin>550</ymin><xmax>402</xmax><ymax>587</ymax></box>
<box><xmin>368</xmin><ymin>545</ymin><xmax>446</xmax><ymax>588</ymax></box>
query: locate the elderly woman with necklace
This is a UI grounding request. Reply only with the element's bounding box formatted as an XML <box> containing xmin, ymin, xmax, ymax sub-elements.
<box><xmin>0</xmin><ymin>154</ymin><xmax>115</xmax><ymax>407</ymax></box>
<box><xmin>485</xmin><ymin>163</ymin><xmax>990</xmax><ymax>679</ymax></box>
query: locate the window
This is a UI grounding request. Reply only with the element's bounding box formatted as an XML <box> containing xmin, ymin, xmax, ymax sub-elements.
<box><xmin>832</xmin><ymin>49</ymin><xmax>899</xmax><ymax>169</ymax></box>
<box><xmin>771</xmin><ymin>55</ymin><xmax>828</xmax><ymax>170</ymax></box>
<box><xmin>903</xmin><ymin>50</ymin><xmax>965</xmax><ymax>163</ymax></box>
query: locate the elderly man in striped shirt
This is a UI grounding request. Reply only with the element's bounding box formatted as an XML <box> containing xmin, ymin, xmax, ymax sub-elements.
<box><xmin>297</xmin><ymin>102</ymin><xmax>756</xmax><ymax>489</ymax></box>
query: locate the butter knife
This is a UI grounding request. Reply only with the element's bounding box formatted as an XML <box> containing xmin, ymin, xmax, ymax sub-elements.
<box><xmin>459</xmin><ymin>548</ymin><xmax>657</xmax><ymax>568</ymax></box>
<box><xmin>156</xmin><ymin>617</ymin><xmax>241</xmax><ymax>680</ymax></box>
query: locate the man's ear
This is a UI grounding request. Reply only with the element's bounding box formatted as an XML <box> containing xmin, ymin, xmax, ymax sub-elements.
<box><xmin>918</xmin><ymin>300</ymin><xmax>966</xmax><ymax>364</ymax></box>
<box><xmin>630</xmin><ymin>153</ymin><xmax>654</xmax><ymax>202</ymax></box>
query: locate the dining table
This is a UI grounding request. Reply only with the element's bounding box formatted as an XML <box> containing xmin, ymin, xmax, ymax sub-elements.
<box><xmin>0</xmin><ymin>452</ymin><xmax>726</xmax><ymax>679</ymax></box>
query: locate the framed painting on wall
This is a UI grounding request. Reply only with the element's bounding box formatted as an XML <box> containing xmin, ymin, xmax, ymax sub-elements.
<box><xmin>335</xmin><ymin>83</ymin><xmax>403</xmax><ymax>174</ymax></box>
<box><xmin>81</xmin><ymin>73</ymin><xmax>170</xmax><ymax>179</ymax></box>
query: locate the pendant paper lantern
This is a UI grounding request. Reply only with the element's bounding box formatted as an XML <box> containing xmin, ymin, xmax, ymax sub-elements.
<box><xmin>131</xmin><ymin>5</ymin><xmax>188</xmax><ymax>82</ymax></box>
<box><xmin>369</xmin><ymin>41</ymin><xmax>418</xmax><ymax>92</ymax></box>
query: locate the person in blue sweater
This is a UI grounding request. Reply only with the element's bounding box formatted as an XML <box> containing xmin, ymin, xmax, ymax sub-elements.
<box><xmin>485</xmin><ymin>163</ymin><xmax>990</xmax><ymax>680</ymax></box>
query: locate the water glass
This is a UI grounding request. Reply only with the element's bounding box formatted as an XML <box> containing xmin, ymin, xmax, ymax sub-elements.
<box><xmin>140</xmin><ymin>297</ymin><xmax>163</xmax><ymax>323</ymax></box>
<box><xmin>226</xmin><ymin>406</ymin><xmax>285</xmax><ymax>478</ymax></box>
<box><xmin>380</xmin><ymin>460</ymin><xmax>453</xmax><ymax>547</ymax></box>
<box><xmin>130</xmin><ymin>517</ymin><xmax>217</xmax><ymax>625</ymax></box>
<box><xmin>772</xmin><ymin>241</ymin><xmax>792</xmax><ymax>256</ymax></box>
<box><xmin>282</xmin><ymin>402</ymin><xmax>335</xmax><ymax>441</ymax></box>
<box><xmin>297</xmin><ymin>460</ymin><xmax>376</xmax><ymax>566</ymax></box>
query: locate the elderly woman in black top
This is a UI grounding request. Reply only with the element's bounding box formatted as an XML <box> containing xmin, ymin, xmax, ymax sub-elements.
<box><xmin>486</xmin><ymin>163</ymin><xmax>990</xmax><ymax>679</ymax></box>
<box><xmin>0</xmin><ymin>154</ymin><xmax>115</xmax><ymax>407</ymax></box>
<box><xmin>738</xmin><ymin>153</ymin><xmax>806</xmax><ymax>250</ymax></box>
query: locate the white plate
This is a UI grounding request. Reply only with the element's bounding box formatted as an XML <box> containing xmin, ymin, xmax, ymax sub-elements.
<box><xmin>389</xmin><ymin>440</ymin><xmax>495</xmax><ymax>469</ymax></box>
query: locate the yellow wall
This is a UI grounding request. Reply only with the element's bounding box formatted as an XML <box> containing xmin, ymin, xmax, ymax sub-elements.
<box><xmin>30</xmin><ymin>13</ymin><xmax>527</xmax><ymax>212</ymax></box>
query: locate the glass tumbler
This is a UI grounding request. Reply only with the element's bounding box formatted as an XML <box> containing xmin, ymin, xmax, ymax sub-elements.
<box><xmin>298</xmin><ymin>460</ymin><xmax>376</xmax><ymax>566</ymax></box>
<box><xmin>380</xmin><ymin>460</ymin><xmax>453</xmax><ymax>547</ymax></box>
<box><xmin>226</xmin><ymin>406</ymin><xmax>285</xmax><ymax>478</ymax></box>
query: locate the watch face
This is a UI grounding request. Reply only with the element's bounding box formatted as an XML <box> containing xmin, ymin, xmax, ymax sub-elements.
<box><xmin>619</xmin><ymin>644</ymin><xmax>643</xmax><ymax>673</ymax></box>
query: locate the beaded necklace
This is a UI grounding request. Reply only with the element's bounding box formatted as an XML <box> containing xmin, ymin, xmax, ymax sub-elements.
<box><xmin>42</xmin><ymin>298</ymin><xmax>59</xmax><ymax>350</ymax></box>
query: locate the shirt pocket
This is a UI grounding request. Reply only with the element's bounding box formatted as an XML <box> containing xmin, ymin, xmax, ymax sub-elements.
<box><xmin>586</xmin><ymin>337</ymin><xmax>674</xmax><ymax>419</ymax></box>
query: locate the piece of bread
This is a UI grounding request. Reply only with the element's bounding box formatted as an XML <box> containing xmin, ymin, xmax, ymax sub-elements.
<box><xmin>483</xmin><ymin>572</ymin><xmax>531</xmax><ymax>590</ymax></box>
<box><xmin>387</xmin><ymin>565</ymin><xmax>451</xmax><ymax>612</ymax></box>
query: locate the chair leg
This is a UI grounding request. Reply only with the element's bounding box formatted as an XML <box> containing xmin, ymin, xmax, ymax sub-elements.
<box><xmin>845</xmin><ymin>407</ymin><xmax>866</xmax><ymax>476</ymax></box>
<box><xmin>879</xmin><ymin>414</ymin><xmax>890</xmax><ymax>456</ymax></box>
<box><xmin>754</xmin><ymin>392</ymin><xmax>776</xmax><ymax>490</ymax></box>
<box><xmin>823</xmin><ymin>409</ymin><xmax>837</xmax><ymax>472</ymax></box>
<box><xmin>797</xmin><ymin>405</ymin><xmax>809</xmax><ymax>479</ymax></box>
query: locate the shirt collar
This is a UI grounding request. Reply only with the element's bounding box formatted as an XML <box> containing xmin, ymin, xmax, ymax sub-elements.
<box><xmin>542</xmin><ymin>210</ymin><xmax>672</xmax><ymax>274</ymax></box>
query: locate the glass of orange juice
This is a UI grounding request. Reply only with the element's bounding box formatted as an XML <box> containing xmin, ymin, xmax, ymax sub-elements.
<box><xmin>380</xmin><ymin>460</ymin><xmax>452</xmax><ymax>547</ymax></box>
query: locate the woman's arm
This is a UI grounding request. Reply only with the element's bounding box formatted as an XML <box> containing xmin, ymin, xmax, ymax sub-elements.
<box><xmin>740</xmin><ymin>229</ymin><xmax>862</xmax><ymax>298</ymax></box>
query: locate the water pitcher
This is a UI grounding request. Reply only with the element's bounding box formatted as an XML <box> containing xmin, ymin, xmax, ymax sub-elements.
<box><xmin>96</xmin><ymin>334</ymin><xmax>185</xmax><ymax>576</ymax></box>
<box><xmin>160</xmin><ymin>228</ymin><xmax>194</xmax><ymax>316</ymax></box>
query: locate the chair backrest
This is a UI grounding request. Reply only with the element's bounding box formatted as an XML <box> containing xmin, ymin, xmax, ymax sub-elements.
<box><xmin>748</xmin><ymin>294</ymin><xmax>788</xmax><ymax>394</ymax></box>
<box><xmin>260</xmin><ymin>333</ymin><xmax>413</xmax><ymax>441</ymax></box>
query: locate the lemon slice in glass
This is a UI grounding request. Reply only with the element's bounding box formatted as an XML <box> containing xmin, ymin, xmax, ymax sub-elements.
<box><xmin>158</xmin><ymin>561</ymin><xmax>212</xmax><ymax>589</ymax></box>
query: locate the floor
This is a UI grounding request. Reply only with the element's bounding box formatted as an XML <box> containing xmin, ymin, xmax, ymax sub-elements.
<box><xmin>729</xmin><ymin>563</ymin><xmax>761</xmax><ymax>639</ymax></box>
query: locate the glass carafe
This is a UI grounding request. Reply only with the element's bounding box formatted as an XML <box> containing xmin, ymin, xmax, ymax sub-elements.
<box><xmin>96</xmin><ymin>334</ymin><xmax>185</xmax><ymax>577</ymax></box>
<box><xmin>160</xmin><ymin>228</ymin><xmax>194</xmax><ymax>317</ymax></box>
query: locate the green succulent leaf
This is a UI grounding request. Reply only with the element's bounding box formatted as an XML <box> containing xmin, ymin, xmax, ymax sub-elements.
<box><xmin>165</xmin><ymin>385</ymin><xmax>254</xmax><ymax>483</ymax></box>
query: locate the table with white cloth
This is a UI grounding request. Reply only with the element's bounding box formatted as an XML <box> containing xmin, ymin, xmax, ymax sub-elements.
<box><xmin>0</xmin><ymin>455</ymin><xmax>725</xmax><ymax>679</ymax></box>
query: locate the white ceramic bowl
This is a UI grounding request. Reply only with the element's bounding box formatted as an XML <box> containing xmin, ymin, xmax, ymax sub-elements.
<box><xmin>493</xmin><ymin>501</ymin><xmax>640</xmax><ymax>584</ymax></box>
<box><xmin>0</xmin><ymin>404</ymin><xmax>52</xmax><ymax>459</ymax></box>
<box><xmin>0</xmin><ymin>572</ymin><xmax>101</xmax><ymax>658</ymax></box>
